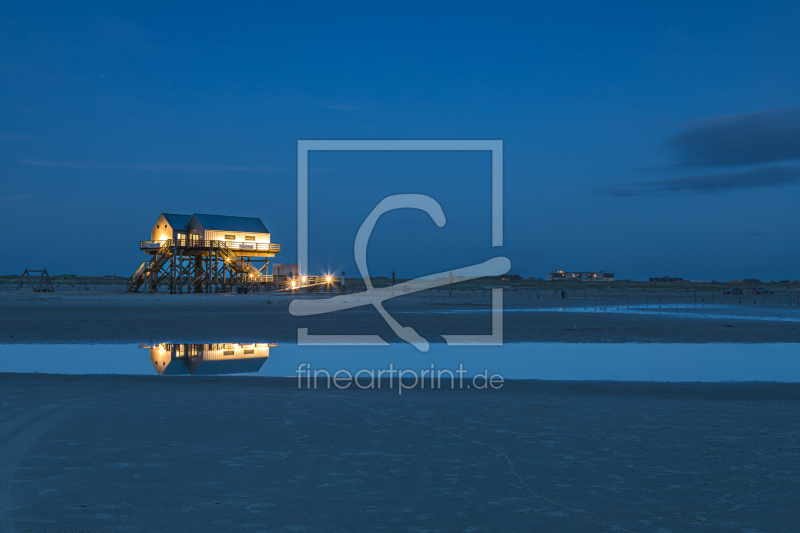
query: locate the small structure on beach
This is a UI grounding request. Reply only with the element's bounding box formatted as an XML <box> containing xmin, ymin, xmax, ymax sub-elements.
<box><xmin>273</xmin><ymin>263</ymin><xmax>300</xmax><ymax>277</ymax></box>
<box><xmin>548</xmin><ymin>270</ymin><xmax>615</xmax><ymax>282</ymax></box>
<box><xmin>18</xmin><ymin>268</ymin><xmax>55</xmax><ymax>292</ymax></box>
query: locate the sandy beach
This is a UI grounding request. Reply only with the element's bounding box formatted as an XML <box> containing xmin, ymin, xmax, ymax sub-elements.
<box><xmin>2</xmin><ymin>289</ymin><xmax>798</xmax><ymax>531</ymax></box>
<box><xmin>1</xmin><ymin>289</ymin><xmax>799</xmax><ymax>345</ymax></box>
<box><xmin>0</xmin><ymin>374</ymin><xmax>798</xmax><ymax>532</ymax></box>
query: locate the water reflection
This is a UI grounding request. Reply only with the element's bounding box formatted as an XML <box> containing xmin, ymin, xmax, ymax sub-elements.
<box><xmin>0</xmin><ymin>342</ymin><xmax>797</xmax><ymax>381</ymax></box>
<box><xmin>143</xmin><ymin>343</ymin><xmax>277</xmax><ymax>376</ymax></box>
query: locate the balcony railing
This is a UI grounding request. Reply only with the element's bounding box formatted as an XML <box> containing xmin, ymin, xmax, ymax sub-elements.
<box><xmin>140</xmin><ymin>239</ymin><xmax>281</xmax><ymax>253</ymax></box>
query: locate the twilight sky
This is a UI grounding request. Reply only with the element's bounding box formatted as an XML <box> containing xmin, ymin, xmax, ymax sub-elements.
<box><xmin>1</xmin><ymin>2</ymin><xmax>799</xmax><ymax>281</ymax></box>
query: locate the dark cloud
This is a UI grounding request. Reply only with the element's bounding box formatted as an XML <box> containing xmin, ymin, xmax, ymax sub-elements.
<box><xmin>601</xmin><ymin>166</ymin><xmax>800</xmax><ymax>197</ymax></box>
<box><xmin>667</xmin><ymin>106</ymin><xmax>800</xmax><ymax>167</ymax></box>
<box><xmin>606</xmin><ymin>108</ymin><xmax>800</xmax><ymax>197</ymax></box>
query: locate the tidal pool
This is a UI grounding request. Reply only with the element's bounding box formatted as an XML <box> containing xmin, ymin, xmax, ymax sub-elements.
<box><xmin>0</xmin><ymin>342</ymin><xmax>798</xmax><ymax>382</ymax></box>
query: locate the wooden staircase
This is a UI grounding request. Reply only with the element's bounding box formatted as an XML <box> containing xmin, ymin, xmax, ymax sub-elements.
<box><xmin>213</xmin><ymin>240</ymin><xmax>265</xmax><ymax>291</ymax></box>
<box><xmin>127</xmin><ymin>241</ymin><xmax>173</xmax><ymax>291</ymax></box>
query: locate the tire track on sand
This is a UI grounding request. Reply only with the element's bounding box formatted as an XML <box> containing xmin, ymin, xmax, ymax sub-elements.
<box><xmin>0</xmin><ymin>404</ymin><xmax>76</xmax><ymax>533</ymax></box>
<box><xmin>0</xmin><ymin>402</ymin><xmax>64</xmax><ymax>438</ymax></box>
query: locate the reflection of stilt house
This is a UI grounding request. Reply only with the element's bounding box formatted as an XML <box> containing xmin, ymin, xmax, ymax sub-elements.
<box><xmin>128</xmin><ymin>213</ymin><xmax>281</xmax><ymax>293</ymax></box>
<box><xmin>147</xmin><ymin>343</ymin><xmax>276</xmax><ymax>375</ymax></box>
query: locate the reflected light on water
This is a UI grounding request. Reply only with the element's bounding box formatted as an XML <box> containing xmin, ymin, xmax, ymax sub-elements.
<box><xmin>144</xmin><ymin>343</ymin><xmax>278</xmax><ymax>376</ymax></box>
<box><xmin>0</xmin><ymin>342</ymin><xmax>798</xmax><ymax>382</ymax></box>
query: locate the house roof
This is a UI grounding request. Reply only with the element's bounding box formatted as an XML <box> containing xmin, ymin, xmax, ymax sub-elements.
<box><xmin>190</xmin><ymin>213</ymin><xmax>269</xmax><ymax>233</ymax></box>
<box><xmin>185</xmin><ymin>356</ymin><xmax>269</xmax><ymax>375</ymax></box>
<box><xmin>161</xmin><ymin>213</ymin><xmax>192</xmax><ymax>228</ymax></box>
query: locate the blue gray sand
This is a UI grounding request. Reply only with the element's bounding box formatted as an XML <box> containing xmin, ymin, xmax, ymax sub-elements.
<box><xmin>3</xmin><ymin>290</ymin><xmax>800</xmax><ymax>344</ymax></box>
<box><xmin>1</xmin><ymin>375</ymin><xmax>798</xmax><ymax>532</ymax></box>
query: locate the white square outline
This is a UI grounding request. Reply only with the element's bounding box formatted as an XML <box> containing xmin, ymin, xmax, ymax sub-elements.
<box><xmin>297</xmin><ymin>140</ymin><xmax>503</xmax><ymax>346</ymax></box>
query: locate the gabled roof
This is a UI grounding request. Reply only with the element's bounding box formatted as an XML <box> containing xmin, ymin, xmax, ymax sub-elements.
<box><xmin>161</xmin><ymin>213</ymin><xmax>192</xmax><ymax>228</ymax></box>
<box><xmin>190</xmin><ymin>213</ymin><xmax>269</xmax><ymax>233</ymax></box>
<box><xmin>185</xmin><ymin>356</ymin><xmax>269</xmax><ymax>375</ymax></box>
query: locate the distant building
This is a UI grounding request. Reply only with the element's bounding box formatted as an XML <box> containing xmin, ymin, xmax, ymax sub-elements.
<box><xmin>489</xmin><ymin>274</ymin><xmax>523</xmax><ymax>281</ymax></box>
<box><xmin>273</xmin><ymin>263</ymin><xmax>300</xmax><ymax>277</ymax></box>
<box><xmin>649</xmin><ymin>276</ymin><xmax>684</xmax><ymax>282</ymax></box>
<box><xmin>548</xmin><ymin>270</ymin><xmax>615</xmax><ymax>282</ymax></box>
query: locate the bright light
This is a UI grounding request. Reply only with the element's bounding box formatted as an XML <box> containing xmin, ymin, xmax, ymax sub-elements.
<box><xmin>326</xmin><ymin>276</ymin><xmax>331</xmax><ymax>283</ymax></box>
<box><xmin>302</xmin><ymin>276</ymin><xmax>306</xmax><ymax>282</ymax></box>
<box><xmin>291</xmin><ymin>280</ymin><xmax>296</xmax><ymax>288</ymax></box>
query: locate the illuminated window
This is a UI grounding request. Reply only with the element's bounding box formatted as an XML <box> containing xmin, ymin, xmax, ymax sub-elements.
<box><xmin>244</xmin><ymin>349</ymin><xmax>255</xmax><ymax>355</ymax></box>
<box><xmin>245</xmin><ymin>236</ymin><xmax>255</xmax><ymax>241</ymax></box>
<box><xmin>225</xmin><ymin>235</ymin><xmax>236</xmax><ymax>240</ymax></box>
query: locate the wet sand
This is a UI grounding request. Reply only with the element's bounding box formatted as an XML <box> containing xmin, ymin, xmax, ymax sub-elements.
<box><xmin>2</xmin><ymin>291</ymin><xmax>798</xmax><ymax>531</ymax></box>
<box><xmin>1</xmin><ymin>289</ymin><xmax>798</xmax><ymax>344</ymax></box>
<box><xmin>1</xmin><ymin>374</ymin><xmax>798</xmax><ymax>532</ymax></box>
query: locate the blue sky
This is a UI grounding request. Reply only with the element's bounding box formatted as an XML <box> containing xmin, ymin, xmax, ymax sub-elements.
<box><xmin>1</xmin><ymin>2</ymin><xmax>799</xmax><ymax>280</ymax></box>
